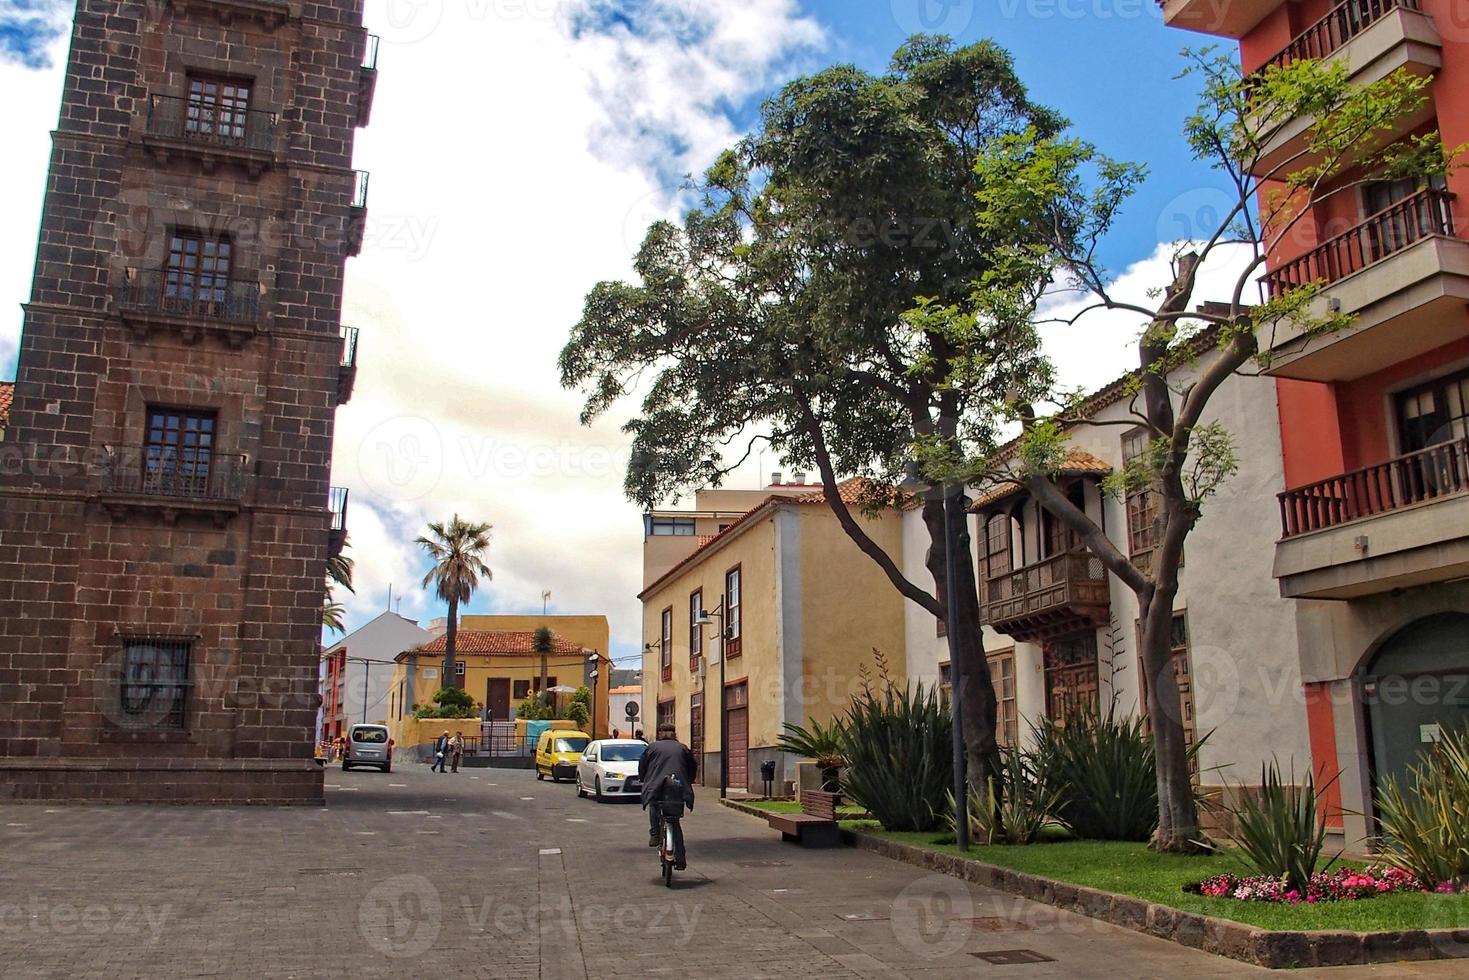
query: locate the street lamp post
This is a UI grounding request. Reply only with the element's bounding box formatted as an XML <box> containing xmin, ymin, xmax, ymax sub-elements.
<box><xmin>902</xmin><ymin>466</ymin><xmax>970</xmax><ymax>851</ymax></box>
<box><xmin>694</xmin><ymin>603</ymin><xmax>728</xmax><ymax>799</ymax></box>
<box><xmin>587</xmin><ymin>650</ymin><xmax>600</xmax><ymax>737</ymax></box>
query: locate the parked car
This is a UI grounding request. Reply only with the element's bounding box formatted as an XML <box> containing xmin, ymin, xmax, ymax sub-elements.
<box><xmin>575</xmin><ymin>738</ymin><xmax>648</xmax><ymax>801</ymax></box>
<box><xmin>535</xmin><ymin>729</ymin><xmax>591</xmax><ymax>782</ymax></box>
<box><xmin>343</xmin><ymin>724</ymin><xmax>393</xmax><ymax>772</ymax></box>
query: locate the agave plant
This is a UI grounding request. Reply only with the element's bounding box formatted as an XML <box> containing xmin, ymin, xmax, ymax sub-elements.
<box><xmin>839</xmin><ymin>681</ymin><xmax>952</xmax><ymax>832</ymax></box>
<box><xmin>1225</xmin><ymin>760</ymin><xmax>1338</xmax><ymax>894</ymax></box>
<box><xmin>1375</xmin><ymin>727</ymin><xmax>1469</xmax><ymax>889</ymax></box>
<box><xmin>951</xmin><ymin>745</ymin><xmax>1066</xmax><ymax>846</ymax></box>
<box><xmin>1029</xmin><ymin>707</ymin><xmax>1160</xmax><ymax>842</ymax></box>
<box><xmin>777</xmin><ymin>718</ymin><xmax>847</xmax><ymax>791</ymax></box>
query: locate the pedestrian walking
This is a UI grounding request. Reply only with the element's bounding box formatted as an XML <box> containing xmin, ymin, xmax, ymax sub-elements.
<box><xmin>431</xmin><ymin>731</ymin><xmax>450</xmax><ymax>773</ymax></box>
<box><xmin>450</xmin><ymin>733</ymin><xmax>464</xmax><ymax>773</ymax></box>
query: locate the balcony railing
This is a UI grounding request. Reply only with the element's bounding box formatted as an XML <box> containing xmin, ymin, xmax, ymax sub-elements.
<box><xmin>1262</xmin><ymin>188</ymin><xmax>1455</xmax><ymax>298</ymax></box>
<box><xmin>329</xmin><ymin>486</ymin><xmax>349</xmax><ymax>553</ymax></box>
<box><xmin>144</xmin><ymin>93</ymin><xmax>277</xmax><ymax>155</ymax></box>
<box><xmin>337</xmin><ymin>326</ymin><xmax>359</xmax><ymax>404</ymax></box>
<box><xmin>1279</xmin><ymin>437</ymin><xmax>1469</xmax><ymax>538</ymax></box>
<box><xmin>982</xmin><ymin>551</ymin><xmax>1110</xmax><ymax>643</ymax></box>
<box><xmin>358</xmin><ymin>34</ymin><xmax>380</xmax><ymax>127</ymax></box>
<box><xmin>364</xmin><ymin>33</ymin><xmax>380</xmax><ymax>71</ymax></box>
<box><xmin>352</xmin><ymin>170</ymin><xmax>370</xmax><ymax>210</ymax></box>
<box><xmin>1249</xmin><ymin>0</ymin><xmax>1420</xmax><ymax>81</ymax></box>
<box><xmin>118</xmin><ymin>269</ymin><xmax>261</xmax><ymax>324</ymax></box>
<box><xmin>100</xmin><ymin>446</ymin><xmax>247</xmax><ymax>502</ymax></box>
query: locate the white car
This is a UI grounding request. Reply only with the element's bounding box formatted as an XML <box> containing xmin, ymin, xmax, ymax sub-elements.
<box><xmin>575</xmin><ymin>739</ymin><xmax>648</xmax><ymax>802</ymax></box>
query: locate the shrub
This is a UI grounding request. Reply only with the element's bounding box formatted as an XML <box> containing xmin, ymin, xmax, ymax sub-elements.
<box><xmin>840</xmin><ymin>681</ymin><xmax>952</xmax><ymax>832</ymax></box>
<box><xmin>1030</xmin><ymin>707</ymin><xmax>1159</xmax><ymax>841</ymax></box>
<box><xmin>565</xmin><ymin>686</ymin><xmax>592</xmax><ymax>728</ymax></box>
<box><xmin>1189</xmin><ymin>866</ymin><xmax>1421</xmax><ymax>904</ymax></box>
<box><xmin>950</xmin><ymin>745</ymin><xmax>1066</xmax><ymax>846</ymax></box>
<box><xmin>1375</xmin><ymin>726</ymin><xmax>1469</xmax><ymax>889</ymax></box>
<box><xmin>1226</xmin><ymin>760</ymin><xmax>1336</xmax><ymax>893</ymax></box>
<box><xmin>777</xmin><ymin>718</ymin><xmax>847</xmax><ymax>791</ymax></box>
<box><xmin>516</xmin><ymin>696</ymin><xmax>552</xmax><ymax>721</ymax></box>
<box><xmin>414</xmin><ymin>686</ymin><xmax>479</xmax><ymax>720</ymax></box>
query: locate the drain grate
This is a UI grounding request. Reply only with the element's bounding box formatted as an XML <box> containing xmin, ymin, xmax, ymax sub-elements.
<box><xmin>952</xmin><ymin>916</ymin><xmax>1031</xmax><ymax>932</ymax></box>
<box><xmin>971</xmin><ymin>949</ymin><xmax>1054</xmax><ymax>965</ymax></box>
<box><xmin>735</xmin><ymin>860</ymin><xmax>791</xmax><ymax>868</ymax></box>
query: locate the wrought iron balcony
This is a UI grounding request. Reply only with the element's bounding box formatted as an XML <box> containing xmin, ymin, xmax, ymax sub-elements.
<box><xmin>117</xmin><ymin>269</ymin><xmax>262</xmax><ymax>345</ymax></box>
<box><xmin>981</xmin><ymin>551</ymin><xmax>1110</xmax><ymax>644</ymax></box>
<box><xmin>1249</xmin><ymin>0</ymin><xmax>1421</xmax><ymax>82</ymax></box>
<box><xmin>141</xmin><ymin>94</ymin><xmax>277</xmax><ymax>174</ymax></box>
<box><xmin>97</xmin><ymin>446</ymin><xmax>247</xmax><ymax>522</ymax></box>
<box><xmin>347</xmin><ymin>170</ymin><xmax>370</xmax><ymax>256</ymax></box>
<box><xmin>1279</xmin><ymin>438</ymin><xmax>1469</xmax><ymax>539</ymax></box>
<box><xmin>358</xmin><ymin>34</ymin><xmax>380</xmax><ymax>127</ymax></box>
<box><xmin>329</xmin><ymin>486</ymin><xmax>349</xmax><ymax>555</ymax></box>
<box><xmin>337</xmin><ymin>326</ymin><xmax>359</xmax><ymax>405</ymax></box>
<box><xmin>1263</xmin><ymin>189</ymin><xmax>1455</xmax><ymax>298</ymax></box>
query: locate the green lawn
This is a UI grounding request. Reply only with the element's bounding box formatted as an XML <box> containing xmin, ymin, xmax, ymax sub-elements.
<box><xmin>742</xmin><ymin>799</ymin><xmax>870</xmax><ymax>818</ymax></box>
<box><xmin>866</xmin><ymin>832</ymin><xmax>1469</xmax><ymax>933</ymax></box>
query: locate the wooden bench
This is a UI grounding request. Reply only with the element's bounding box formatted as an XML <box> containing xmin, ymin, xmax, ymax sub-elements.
<box><xmin>766</xmin><ymin>789</ymin><xmax>841</xmax><ymax>848</ymax></box>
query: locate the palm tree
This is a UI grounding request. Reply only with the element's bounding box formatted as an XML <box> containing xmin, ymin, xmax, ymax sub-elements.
<box><xmin>417</xmin><ymin>515</ymin><xmax>493</xmax><ymax>688</ymax></box>
<box><xmin>532</xmin><ymin>625</ymin><xmax>554</xmax><ymax>700</ymax></box>
<box><xmin>323</xmin><ymin>538</ymin><xmax>355</xmax><ymax>635</ymax></box>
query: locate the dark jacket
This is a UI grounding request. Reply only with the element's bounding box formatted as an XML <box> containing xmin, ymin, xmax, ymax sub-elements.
<box><xmin>434</xmin><ymin>736</ymin><xmax>449</xmax><ymax>755</ymax></box>
<box><xmin>638</xmin><ymin>737</ymin><xmax>697</xmax><ymax>810</ymax></box>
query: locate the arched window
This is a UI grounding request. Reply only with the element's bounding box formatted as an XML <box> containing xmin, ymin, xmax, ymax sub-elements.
<box><xmin>1363</xmin><ymin>613</ymin><xmax>1469</xmax><ymax>797</ymax></box>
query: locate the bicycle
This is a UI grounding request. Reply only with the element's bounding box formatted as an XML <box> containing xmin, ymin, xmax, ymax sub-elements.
<box><xmin>654</xmin><ymin>799</ymin><xmax>686</xmax><ymax>887</ymax></box>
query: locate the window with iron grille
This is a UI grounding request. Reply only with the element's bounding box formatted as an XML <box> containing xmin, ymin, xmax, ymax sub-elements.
<box><xmin>660</xmin><ymin>607</ymin><xmax>673</xmax><ymax>681</ymax></box>
<box><xmin>165</xmin><ymin>231</ymin><xmax>233</xmax><ymax>312</ymax></box>
<box><xmin>145</xmin><ymin>408</ymin><xmax>216</xmax><ymax>495</ymax></box>
<box><xmin>455</xmin><ymin>660</ymin><xmax>465</xmax><ymax>677</ymax></box>
<box><xmin>118</xmin><ymin>638</ymin><xmax>191</xmax><ymax>729</ymax></box>
<box><xmin>186</xmin><ymin>74</ymin><xmax>252</xmax><ymax>142</ymax></box>
<box><xmin>688</xmin><ymin>589</ymin><xmax>702</xmax><ymax>669</ymax></box>
<box><xmin>724</xmin><ymin>565</ymin><xmax>742</xmax><ymax>657</ymax></box>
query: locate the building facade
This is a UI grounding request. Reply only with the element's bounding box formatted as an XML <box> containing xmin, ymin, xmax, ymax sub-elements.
<box><xmin>904</xmin><ymin>355</ymin><xmax>1313</xmax><ymax>825</ymax></box>
<box><xmin>1165</xmin><ymin>0</ymin><xmax>1469</xmax><ymax>850</ymax></box>
<box><xmin>640</xmin><ymin>480</ymin><xmax>907</xmax><ymax>793</ymax></box>
<box><xmin>320</xmin><ymin>611</ymin><xmax>431</xmax><ymax>742</ymax></box>
<box><xmin>0</xmin><ymin>0</ymin><xmax>376</xmax><ymax>802</ymax></box>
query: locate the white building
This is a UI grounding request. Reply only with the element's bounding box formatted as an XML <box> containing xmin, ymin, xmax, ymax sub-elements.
<box><xmin>904</xmin><ymin>350</ymin><xmax>1313</xmax><ymax>812</ymax></box>
<box><xmin>325</xmin><ymin>612</ymin><xmax>433</xmax><ymax>729</ymax></box>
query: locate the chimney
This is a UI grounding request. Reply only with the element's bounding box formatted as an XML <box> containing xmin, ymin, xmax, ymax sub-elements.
<box><xmin>770</xmin><ymin>470</ymin><xmax>783</xmax><ymax>486</ymax></box>
<box><xmin>792</xmin><ymin>470</ymin><xmax>807</xmax><ymax>484</ymax></box>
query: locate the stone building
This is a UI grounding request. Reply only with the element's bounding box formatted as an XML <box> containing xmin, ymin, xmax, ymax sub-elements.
<box><xmin>0</xmin><ymin>0</ymin><xmax>377</xmax><ymax>802</ymax></box>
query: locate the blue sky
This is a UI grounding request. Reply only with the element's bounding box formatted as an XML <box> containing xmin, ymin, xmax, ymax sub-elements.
<box><xmin>0</xmin><ymin>0</ymin><xmax>1238</xmax><ymax>665</ymax></box>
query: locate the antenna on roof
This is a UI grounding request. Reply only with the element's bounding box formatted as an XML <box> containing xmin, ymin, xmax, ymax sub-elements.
<box><xmin>542</xmin><ymin>589</ymin><xmax>551</xmax><ymax>615</ymax></box>
<box><xmin>386</xmin><ymin>583</ymin><xmax>393</xmax><ymax>613</ymax></box>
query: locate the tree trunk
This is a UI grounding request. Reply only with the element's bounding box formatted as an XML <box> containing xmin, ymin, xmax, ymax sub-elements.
<box><xmin>1138</xmin><ymin>582</ymin><xmax>1206</xmax><ymax>852</ymax></box>
<box><xmin>443</xmin><ymin>597</ymin><xmax>459</xmax><ymax>690</ymax></box>
<box><xmin>922</xmin><ymin>495</ymin><xmax>1000</xmax><ymax>795</ymax></box>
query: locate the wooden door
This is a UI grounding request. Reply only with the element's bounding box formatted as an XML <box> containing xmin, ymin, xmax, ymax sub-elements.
<box><xmin>725</xmin><ymin>707</ymin><xmax>748</xmax><ymax>791</ymax></box>
<box><xmin>486</xmin><ymin>677</ymin><xmax>511</xmax><ymax>722</ymax></box>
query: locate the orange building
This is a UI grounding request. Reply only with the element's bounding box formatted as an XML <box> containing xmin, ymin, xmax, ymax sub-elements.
<box><xmin>1164</xmin><ymin>0</ymin><xmax>1469</xmax><ymax>848</ymax></box>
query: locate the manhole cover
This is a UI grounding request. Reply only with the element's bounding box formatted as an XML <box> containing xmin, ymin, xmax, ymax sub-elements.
<box><xmin>736</xmin><ymin>860</ymin><xmax>790</xmax><ymax>868</ymax></box>
<box><xmin>952</xmin><ymin>916</ymin><xmax>1031</xmax><ymax>932</ymax></box>
<box><xmin>971</xmin><ymin>949</ymin><xmax>1054</xmax><ymax>965</ymax></box>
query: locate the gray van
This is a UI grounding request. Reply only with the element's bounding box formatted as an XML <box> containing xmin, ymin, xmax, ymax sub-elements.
<box><xmin>343</xmin><ymin>724</ymin><xmax>393</xmax><ymax>772</ymax></box>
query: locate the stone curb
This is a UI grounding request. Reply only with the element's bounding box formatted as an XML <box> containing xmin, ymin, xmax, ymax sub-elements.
<box><xmin>717</xmin><ymin>802</ymin><xmax>1469</xmax><ymax>970</ymax></box>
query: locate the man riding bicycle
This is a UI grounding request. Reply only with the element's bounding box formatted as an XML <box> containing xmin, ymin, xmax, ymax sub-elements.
<box><xmin>638</xmin><ymin>723</ymin><xmax>697</xmax><ymax>869</ymax></box>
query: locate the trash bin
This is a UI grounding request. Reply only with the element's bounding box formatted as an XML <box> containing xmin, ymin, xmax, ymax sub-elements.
<box><xmin>760</xmin><ymin>760</ymin><xmax>777</xmax><ymax>798</ymax></box>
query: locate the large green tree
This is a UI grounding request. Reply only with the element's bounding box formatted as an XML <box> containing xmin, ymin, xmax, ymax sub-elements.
<box><xmin>417</xmin><ymin>515</ymin><xmax>494</xmax><ymax>687</ymax></box>
<box><xmin>561</xmin><ymin>36</ymin><xmax>1064</xmax><ymax>787</ymax></box>
<box><xmin>943</xmin><ymin>51</ymin><xmax>1464</xmax><ymax>851</ymax></box>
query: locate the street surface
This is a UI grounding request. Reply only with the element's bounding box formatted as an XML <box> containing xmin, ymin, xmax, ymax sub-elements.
<box><xmin>1</xmin><ymin>764</ymin><xmax>1465</xmax><ymax>979</ymax></box>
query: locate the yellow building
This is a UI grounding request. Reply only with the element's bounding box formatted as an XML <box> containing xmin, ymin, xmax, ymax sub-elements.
<box><xmin>640</xmin><ymin>479</ymin><xmax>906</xmax><ymax>793</ymax></box>
<box><xmin>384</xmin><ymin>616</ymin><xmax>613</xmax><ymax>750</ymax></box>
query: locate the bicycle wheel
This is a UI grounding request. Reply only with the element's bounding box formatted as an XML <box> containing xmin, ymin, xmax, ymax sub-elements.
<box><xmin>663</xmin><ymin>856</ymin><xmax>673</xmax><ymax>887</ymax></box>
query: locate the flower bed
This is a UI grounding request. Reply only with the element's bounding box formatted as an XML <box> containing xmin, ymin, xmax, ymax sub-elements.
<box><xmin>1188</xmin><ymin>866</ymin><xmax>1421</xmax><ymax>905</ymax></box>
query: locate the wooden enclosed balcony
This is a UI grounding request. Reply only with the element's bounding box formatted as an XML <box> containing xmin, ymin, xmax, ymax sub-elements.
<box><xmin>981</xmin><ymin>551</ymin><xmax>1110</xmax><ymax>644</ymax></box>
<box><xmin>1275</xmin><ymin>438</ymin><xmax>1469</xmax><ymax>598</ymax></box>
<box><xmin>1259</xmin><ymin>188</ymin><xmax>1469</xmax><ymax>381</ymax></box>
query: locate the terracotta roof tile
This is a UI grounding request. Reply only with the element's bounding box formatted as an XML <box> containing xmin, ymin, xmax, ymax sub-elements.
<box><xmin>970</xmin><ymin>450</ymin><xmax>1113</xmax><ymax>512</ymax></box>
<box><xmin>412</xmin><ymin>630</ymin><xmax>584</xmax><ymax>656</ymax></box>
<box><xmin>0</xmin><ymin>382</ymin><xmax>12</xmax><ymax>430</ymax></box>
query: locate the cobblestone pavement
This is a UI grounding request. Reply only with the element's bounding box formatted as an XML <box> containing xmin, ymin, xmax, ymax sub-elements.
<box><xmin>2</xmin><ymin>765</ymin><xmax>1466</xmax><ymax>979</ymax></box>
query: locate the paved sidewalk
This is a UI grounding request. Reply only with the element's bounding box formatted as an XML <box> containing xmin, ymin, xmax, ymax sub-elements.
<box><xmin>0</xmin><ymin>765</ymin><xmax>1464</xmax><ymax>978</ymax></box>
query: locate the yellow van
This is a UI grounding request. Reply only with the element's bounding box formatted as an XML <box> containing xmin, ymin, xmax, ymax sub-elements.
<box><xmin>535</xmin><ymin>729</ymin><xmax>591</xmax><ymax>782</ymax></box>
